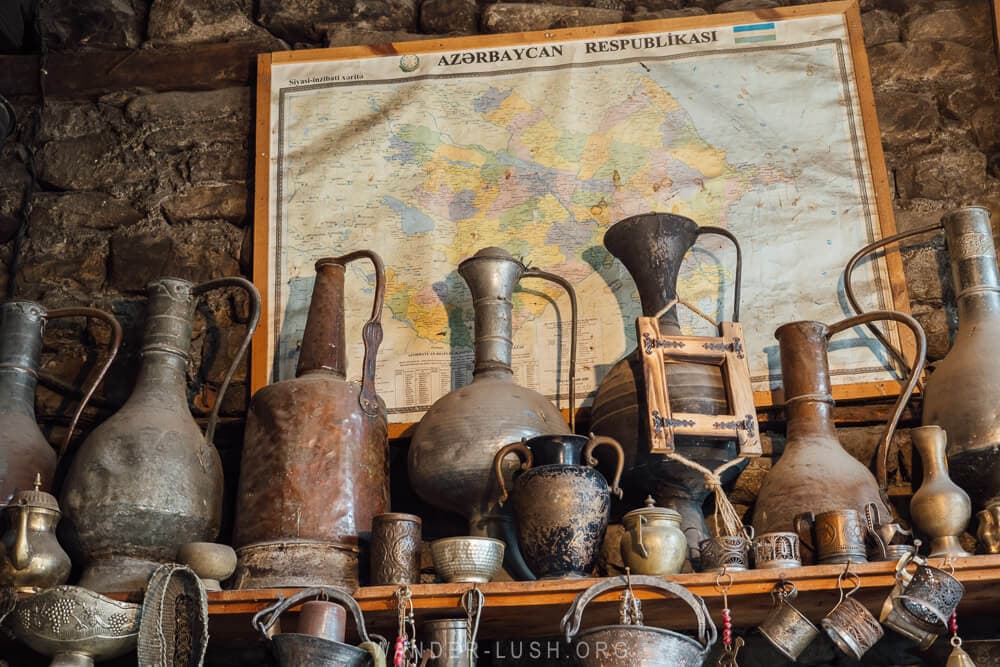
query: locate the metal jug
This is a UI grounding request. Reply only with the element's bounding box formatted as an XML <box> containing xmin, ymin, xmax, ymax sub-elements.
<box><xmin>751</xmin><ymin>312</ymin><xmax>925</xmax><ymax>540</ymax></box>
<box><xmin>847</xmin><ymin>206</ymin><xmax>1000</xmax><ymax>515</ymax></box>
<box><xmin>0</xmin><ymin>473</ymin><xmax>71</xmax><ymax>592</ymax></box>
<box><xmin>61</xmin><ymin>276</ymin><xmax>260</xmax><ymax>593</ymax></box>
<box><xmin>233</xmin><ymin>252</ymin><xmax>386</xmax><ymax>590</ymax></box>
<box><xmin>0</xmin><ymin>301</ymin><xmax>120</xmax><ymax>504</ymax></box>
<box><xmin>408</xmin><ymin>247</ymin><xmax>578</xmax><ymax>580</ymax></box>
<box><xmin>253</xmin><ymin>587</ymin><xmax>387</xmax><ymax>667</ymax></box>
<box><xmin>589</xmin><ymin>212</ymin><xmax>744</xmax><ymax>556</ymax></box>
<box><xmin>561</xmin><ymin>574</ymin><xmax>716</xmax><ymax>666</ymax></box>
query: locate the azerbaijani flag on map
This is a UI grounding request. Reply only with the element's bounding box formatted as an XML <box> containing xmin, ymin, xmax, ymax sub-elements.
<box><xmin>734</xmin><ymin>22</ymin><xmax>777</xmax><ymax>44</ymax></box>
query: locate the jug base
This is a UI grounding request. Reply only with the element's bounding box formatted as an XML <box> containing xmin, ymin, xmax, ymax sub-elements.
<box><xmin>78</xmin><ymin>555</ymin><xmax>159</xmax><ymax>594</ymax></box>
<box><xmin>233</xmin><ymin>540</ymin><xmax>358</xmax><ymax>589</ymax></box>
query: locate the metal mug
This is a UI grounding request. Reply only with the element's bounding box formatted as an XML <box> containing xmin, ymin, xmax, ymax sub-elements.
<box><xmin>752</xmin><ymin>532</ymin><xmax>801</xmax><ymax>569</ymax></box>
<box><xmin>371</xmin><ymin>513</ymin><xmax>422</xmax><ymax>585</ymax></box>
<box><xmin>422</xmin><ymin>619</ymin><xmax>471</xmax><ymax>667</ymax></box>
<box><xmin>794</xmin><ymin>509</ymin><xmax>869</xmax><ymax>564</ymax></box>
<box><xmin>758</xmin><ymin>581</ymin><xmax>819</xmax><ymax>661</ymax></box>
<box><xmin>820</xmin><ymin>569</ymin><xmax>883</xmax><ymax>659</ymax></box>
<box><xmin>898</xmin><ymin>562</ymin><xmax>964</xmax><ymax>629</ymax></box>
<box><xmin>698</xmin><ymin>535</ymin><xmax>750</xmax><ymax>573</ymax></box>
<box><xmin>878</xmin><ymin>551</ymin><xmax>945</xmax><ymax>650</ymax></box>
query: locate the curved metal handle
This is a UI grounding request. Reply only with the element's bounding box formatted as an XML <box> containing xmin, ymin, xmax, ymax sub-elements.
<box><xmin>793</xmin><ymin>512</ymin><xmax>815</xmax><ymax>553</ymax></box>
<box><xmin>633</xmin><ymin>516</ymin><xmax>649</xmax><ymax>559</ymax></box>
<box><xmin>844</xmin><ymin>221</ymin><xmax>942</xmax><ymax>381</ymax></box>
<box><xmin>827</xmin><ymin>310</ymin><xmax>927</xmax><ymax>494</ymax></box>
<box><xmin>317</xmin><ymin>250</ymin><xmax>386</xmax><ymax>417</ymax></box>
<box><xmin>11</xmin><ymin>504</ymin><xmax>30</xmax><ymax>570</ymax></box>
<box><xmin>45</xmin><ymin>307</ymin><xmax>123</xmax><ymax>458</ymax></box>
<box><xmin>560</xmin><ymin>574</ymin><xmax>717</xmax><ymax>651</ymax></box>
<box><xmin>191</xmin><ymin>277</ymin><xmax>262</xmax><ymax>445</ymax></box>
<box><xmin>696</xmin><ymin>226</ymin><xmax>743</xmax><ymax>322</ymax></box>
<box><xmin>583</xmin><ymin>433</ymin><xmax>623</xmax><ymax>499</ymax></box>
<box><xmin>493</xmin><ymin>441</ymin><xmax>533</xmax><ymax>505</ymax></box>
<box><xmin>522</xmin><ymin>268</ymin><xmax>578</xmax><ymax>431</ymax></box>
<box><xmin>252</xmin><ymin>586</ymin><xmax>373</xmax><ymax>645</ymax></box>
<box><xmin>864</xmin><ymin>502</ymin><xmax>888</xmax><ymax>560</ymax></box>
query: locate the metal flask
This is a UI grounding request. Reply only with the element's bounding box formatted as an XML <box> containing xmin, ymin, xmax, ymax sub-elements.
<box><xmin>847</xmin><ymin>206</ymin><xmax>1000</xmax><ymax>516</ymax></box>
<box><xmin>407</xmin><ymin>247</ymin><xmax>578</xmax><ymax>581</ymax></box>
<box><xmin>0</xmin><ymin>300</ymin><xmax>121</xmax><ymax>505</ymax></box>
<box><xmin>233</xmin><ymin>252</ymin><xmax>387</xmax><ymax>590</ymax></box>
<box><xmin>589</xmin><ymin>212</ymin><xmax>744</xmax><ymax>554</ymax></box>
<box><xmin>751</xmin><ymin>312</ymin><xmax>926</xmax><ymax>538</ymax></box>
<box><xmin>61</xmin><ymin>276</ymin><xmax>260</xmax><ymax>593</ymax></box>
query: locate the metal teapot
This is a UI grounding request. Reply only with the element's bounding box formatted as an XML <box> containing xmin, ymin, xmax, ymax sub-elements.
<box><xmin>61</xmin><ymin>276</ymin><xmax>260</xmax><ymax>593</ymax></box>
<box><xmin>0</xmin><ymin>473</ymin><xmax>71</xmax><ymax>592</ymax></box>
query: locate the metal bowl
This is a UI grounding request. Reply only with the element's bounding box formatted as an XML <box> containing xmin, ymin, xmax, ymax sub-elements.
<box><xmin>430</xmin><ymin>537</ymin><xmax>505</xmax><ymax>583</ymax></box>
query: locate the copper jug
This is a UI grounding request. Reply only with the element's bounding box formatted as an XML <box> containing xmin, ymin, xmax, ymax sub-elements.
<box><xmin>0</xmin><ymin>301</ymin><xmax>120</xmax><ymax>504</ymax></box>
<box><xmin>61</xmin><ymin>276</ymin><xmax>260</xmax><ymax>593</ymax></box>
<box><xmin>0</xmin><ymin>473</ymin><xmax>71</xmax><ymax>592</ymax></box>
<box><xmin>847</xmin><ymin>206</ymin><xmax>1000</xmax><ymax>515</ymax></box>
<box><xmin>589</xmin><ymin>212</ymin><xmax>743</xmax><ymax>554</ymax></box>
<box><xmin>408</xmin><ymin>247</ymin><xmax>577</xmax><ymax>581</ymax></box>
<box><xmin>751</xmin><ymin>312</ymin><xmax>925</xmax><ymax>539</ymax></box>
<box><xmin>233</xmin><ymin>252</ymin><xmax>387</xmax><ymax>590</ymax></box>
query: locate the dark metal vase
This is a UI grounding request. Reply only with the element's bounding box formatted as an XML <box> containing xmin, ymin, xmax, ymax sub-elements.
<box><xmin>61</xmin><ymin>277</ymin><xmax>260</xmax><ymax>593</ymax></box>
<box><xmin>589</xmin><ymin>213</ymin><xmax>742</xmax><ymax>556</ymax></box>
<box><xmin>233</xmin><ymin>252</ymin><xmax>387</xmax><ymax>590</ymax></box>
<box><xmin>494</xmin><ymin>434</ymin><xmax>623</xmax><ymax>579</ymax></box>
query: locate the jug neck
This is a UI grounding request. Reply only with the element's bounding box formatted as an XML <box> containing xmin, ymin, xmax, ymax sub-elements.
<box><xmin>911</xmin><ymin>426</ymin><xmax>948</xmax><ymax>480</ymax></box>
<box><xmin>944</xmin><ymin>207</ymin><xmax>1000</xmax><ymax>326</ymax></box>
<box><xmin>297</xmin><ymin>262</ymin><xmax>347</xmax><ymax>378</ymax></box>
<box><xmin>0</xmin><ymin>301</ymin><xmax>46</xmax><ymax>417</ymax></box>
<box><xmin>132</xmin><ymin>279</ymin><xmax>195</xmax><ymax>408</ymax></box>
<box><xmin>459</xmin><ymin>248</ymin><xmax>526</xmax><ymax>376</ymax></box>
<box><xmin>776</xmin><ymin>321</ymin><xmax>839</xmax><ymax>440</ymax></box>
<box><xmin>604</xmin><ymin>213</ymin><xmax>699</xmax><ymax>332</ymax></box>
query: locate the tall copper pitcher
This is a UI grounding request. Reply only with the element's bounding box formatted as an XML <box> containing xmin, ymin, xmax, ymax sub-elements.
<box><xmin>751</xmin><ymin>312</ymin><xmax>925</xmax><ymax>540</ymax></box>
<box><xmin>0</xmin><ymin>301</ymin><xmax>121</xmax><ymax>503</ymax></box>
<box><xmin>408</xmin><ymin>247</ymin><xmax>577</xmax><ymax>580</ymax></box>
<box><xmin>232</xmin><ymin>252</ymin><xmax>387</xmax><ymax>589</ymax></box>
<box><xmin>589</xmin><ymin>213</ymin><xmax>743</xmax><ymax>554</ymax></box>
<box><xmin>61</xmin><ymin>277</ymin><xmax>260</xmax><ymax>593</ymax></box>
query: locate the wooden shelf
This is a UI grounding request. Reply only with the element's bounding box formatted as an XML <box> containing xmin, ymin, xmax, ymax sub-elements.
<box><xmin>198</xmin><ymin>555</ymin><xmax>1000</xmax><ymax>641</ymax></box>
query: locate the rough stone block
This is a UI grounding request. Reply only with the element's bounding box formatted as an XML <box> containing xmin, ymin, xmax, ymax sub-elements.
<box><xmin>258</xmin><ymin>0</ymin><xmax>353</xmax><ymax>42</ymax></box>
<box><xmin>188</xmin><ymin>144</ymin><xmax>249</xmax><ymax>182</ymax></box>
<box><xmin>36</xmin><ymin>132</ymin><xmax>152</xmax><ymax>193</ymax></box>
<box><xmin>321</xmin><ymin>23</ymin><xmax>439</xmax><ymax>47</ymax></box>
<box><xmin>19</xmin><ymin>198</ymin><xmax>110</xmax><ymax>292</ymax></box>
<box><xmin>900</xmin><ymin>242</ymin><xmax>945</xmax><ymax>302</ymax></box>
<box><xmin>0</xmin><ymin>155</ymin><xmax>29</xmax><ymax>243</ymax></box>
<box><xmin>481</xmin><ymin>5</ymin><xmax>624</xmax><ymax>33</ymax></box>
<box><xmin>162</xmin><ymin>183</ymin><xmax>248</xmax><ymax>225</ymax></box>
<box><xmin>874</xmin><ymin>90</ymin><xmax>938</xmax><ymax>147</ymax></box>
<box><xmin>714</xmin><ymin>0</ymin><xmax>779</xmax><ymax>11</ymax></box>
<box><xmin>902</xmin><ymin>2</ymin><xmax>993</xmax><ymax>50</ymax></box>
<box><xmin>420</xmin><ymin>0</ymin><xmax>478</xmax><ymax>34</ymax></box>
<box><xmin>148</xmin><ymin>0</ymin><xmax>287</xmax><ymax>49</ymax></box>
<box><xmin>942</xmin><ymin>84</ymin><xmax>998</xmax><ymax>121</ymax></box>
<box><xmin>911</xmin><ymin>302</ymin><xmax>953</xmax><ymax>362</ymax></box>
<box><xmin>31</xmin><ymin>191</ymin><xmax>144</xmax><ymax>231</ymax></box>
<box><xmin>39</xmin><ymin>0</ymin><xmax>147</xmax><ymax>50</ymax></box>
<box><xmin>896</xmin><ymin>146</ymin><xmax>987</xmax><ymax>200</ymax></box>
<box><xmin>892</xmin><ymin>199</ymin><xmax>950</xmax><ymax>234</ymax></box>
<box><xmin>126</xmin><ymin>87</ymin><xmax>251</xmax><ymax>126</ymax></box>
<box><xmin>970</xmin><ymin>103</ymin><xmax>1000</xmax><ymax>153</ymax></box>
<box><xmin>630</xmin><ymin>0</ymin><xmax>682</xmax><ymax>12</ymax></box>
<box><xmin>351</xmin><ymin>0</ymin><xmax>419</xmax><ymax>31</ymax></box>
<box><xmin>109</xmin><ymin>223</ymin><xmax>242</xmax><ymax>291</ymax></box>
<box><xmin>729</xmin><ymin>457</ymin><xmax>771</xmax><ymax>505</ymax></box>
<box><xmin>868</xmin><ymin>41</ymin><xmax>985</xmax><ymax>92</ymax></box>
<box><xmin>39</xmin><ymin>100</ymin><xmax>123</xmax><ymax>142</ymax></box>
<box><xmin>861</xmin><ymin>9</ymin><xmax>899</xmax><ymax>47</ymax></box>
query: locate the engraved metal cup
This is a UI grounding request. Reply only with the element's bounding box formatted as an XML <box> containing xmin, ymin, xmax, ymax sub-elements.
<box><xmin>794</xmin><ymin>509</ymin><xmax>869</xmax><ymax>564</ymax></box>
<box><xmin>752</xmin><ymin>532</ymin><xmax>801</xmax><ymax>569</ymax></box>
<box><xmin>698</xmin><ymin>535</ymin><xmax>750</xmax><ymax>572</ymax></box>
<box><xmin>898</xmin><ymin>563</ymin><xmax>964</xmax><ymax>630</ymax></box>
<box><xmin>878</xmin><ymin>553</ymin><xmax>945</xmax><ymax>650</ymax></box>
<box><xmin>370</xmin><ymin>513</ymin><xmax>422</xmax><ymax>586</ymax></box>
<box><xmin>758</xmin><ymin>581</ymin><xmax>819</xmax><ymax>661</ymax></box>
<box><xmin>421</xmin><ymin>619</ymin><xmax>470</xmax><ymax>667</ymax></box>
<box><xmin>820</xmin><ymin>570</ymin><xmax>883</xmax><ymax>659</ymax></box>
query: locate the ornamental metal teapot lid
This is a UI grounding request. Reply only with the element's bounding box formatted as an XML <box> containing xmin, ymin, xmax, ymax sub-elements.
<box><xmin>623</xmin><ymin>496</ymin><xmax>681</xmax><ymax>524</ymax></box>
<box><xmin>9</xmin><ymin>474</ymin><xmax>59</xmax><ymax>513</ymax></box>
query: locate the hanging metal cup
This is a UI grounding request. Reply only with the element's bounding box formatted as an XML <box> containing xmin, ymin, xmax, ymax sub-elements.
<box><xmin>752</xmin><ymin>532</ymin><xmax>801</xmax><ymax>569</ymax></box>
<box><xmin>878</xmin><ymin>551</ymin><xmax>943</xmax><ymax>650</ymax></box>
<box><xmin>898</xmin><ymin>562</ymin><xmax>964</xmax><ymax>630</ymax></box>
<box><xmin>421</xmin><ymin>619</ymin><xmax>470</xmax><ymax>667</ymax></box>
<box><xmin>758</xmin><ymin>581</ymin><xmax>819</xmax><ymax>661</ymax></box>
<box><xmin>820</xmin><ymin>568</ymin><xmax>883</xmax><ymax>659</ymax></box>
<box><xmin>698</xmin><ymin>533</ymin><xmax>751</xmax><ymax>573</ymax></box>
<box><xmin>794</xmin><ymin>509</ymin><xmax>869</xmax><ymax>564</ymax></box>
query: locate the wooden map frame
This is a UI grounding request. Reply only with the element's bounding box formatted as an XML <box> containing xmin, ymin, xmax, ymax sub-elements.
<box><xmin>252</xmin><ymin>0</ymin><xmax>913</xmax><ymax>435</ymax></box>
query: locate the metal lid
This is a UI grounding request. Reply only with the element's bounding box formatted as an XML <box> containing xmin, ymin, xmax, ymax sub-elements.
<box><xmin>622</xmin><ymin>496</ymin><xmax>681</xmax><ymax>523</ymax></box>
<box><xmin>10</xmin><ymin>474</ymin><xmax>59</xmax><ymax>513</ymax></box>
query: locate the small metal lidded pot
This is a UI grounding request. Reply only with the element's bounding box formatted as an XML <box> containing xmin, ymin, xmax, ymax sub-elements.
<box><xmin>619</xmin><ymin>496</ymin><xmax>687</xmax><ymax>576</ymax></box>
<box><xmin>371</xmin><ymin>512</ymin><xmax>422</xmax><ymax>585</ymax></box>
<box><xmin>0</xmin><ymin>473</ymin><xmax>71</xmax><ymax>593</ymax></box>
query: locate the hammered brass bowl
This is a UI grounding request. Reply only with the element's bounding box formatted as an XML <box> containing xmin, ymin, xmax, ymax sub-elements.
<box><xmin>430</xmin><ymin>537</ymin><xmax>505</xmax><ymax>583</ymax></box>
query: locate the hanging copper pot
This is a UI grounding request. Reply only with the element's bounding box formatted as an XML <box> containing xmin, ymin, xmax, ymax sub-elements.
<box><xmin>61</xmin><ymin>276</ymin><xmax>260</xmax><ymax>593</ymax></box>
<box><xmin>233</xmin><ymin>252</ymin><xmax>387</xmax><ymax>590</ymax></box>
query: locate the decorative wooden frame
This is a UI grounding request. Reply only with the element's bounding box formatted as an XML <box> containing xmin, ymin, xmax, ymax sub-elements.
<box><xmin>252</xmin><ymin>0</ymin><xmax>911</xmax><ymax>434</ymax></box>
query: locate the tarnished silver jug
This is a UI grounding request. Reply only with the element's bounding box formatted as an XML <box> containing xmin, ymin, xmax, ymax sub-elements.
<box><xmin>408</xmin><ymin>247</ymin><xmax>578</xmax><ymax>580</ymax></box>
<box><xmin>0</xmin><ymin>301</ymin><xmax>120</xmax><ymax>504</ymax></box>
<box><xmin>61</xmin><ymin>276</ymin><xmax>260</xmax><ymax>593</ymax></box>
<box><xmin>253</xmin><ymin>587</ymin><xmax>387</xmax><ymax>667</ymax></box>
<box><xmin>561</xmin><ymin>574</ymin><xmax>716</xmax><ymax>666</ymax></box>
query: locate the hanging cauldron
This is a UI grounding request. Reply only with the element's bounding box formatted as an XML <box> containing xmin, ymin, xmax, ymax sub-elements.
<box><xmin>589</xmin><ymin>213</ymin><xmax>745</xmax><ymax>554</ymax></box>
<box><xmin>253</xmin><ymin>587</ymin><xmax>387</xmax><ymax>667</ymax></box>
<box><xmin>408</xmin><ymin>247</ymin><xmax>578</xmax><ymax>580</ymax></box>
<box><xmin>561</xmin><ymin>574</ymin><xmax>717</xmax><ymax>666</ymax></box>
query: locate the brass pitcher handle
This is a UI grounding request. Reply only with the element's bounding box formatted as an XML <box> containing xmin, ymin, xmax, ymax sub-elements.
<box><xmin>317</xmin><ymin>250</ymin><xmax>386</xmax><ymax>417</ymax></box>
<box><xmin>252</xmin><ymin>586</ymin><xmax>375</xmax><ymax>646</ymax></box>
<box><xmin>826</xmin><ymin>310</ymin><xmax>927</xmax><ymax>494</ymax></box>
<box><xmin>583</xmin><ymin>433</ymin><xmax>624</xmax><ymax>499</ymax></box>
<box><xmin>793</xmin><ymin>511</ymin><xmax>815</xmax><ymax>552</ymax></box>
<box><xmin>493</xmin><ymin>441</ymin><xmax>533</xmax><ymax>505</ymax></box>
<box><xmin>45</xmin><ymin>307</ymin><xmax>123</xmax><ymax>458</ymax></box>
<box><xmin>843</xmin><ymin>221</ymin><xmax>942</xmax><ymax>382</ymax></box>
<box><xmin>522</xmin><ymin>268</ymin><xmax>578</xmax><ymax>431</ymax></box>
<box><xmin>192</xmin><ymin>277</ymin><xmax>262</xmax><ymax>445</ymax></box>
<box><xmin>695</xmin><ymin>226</ymin><xmax>743</xmax><ymax>322</ymax></box>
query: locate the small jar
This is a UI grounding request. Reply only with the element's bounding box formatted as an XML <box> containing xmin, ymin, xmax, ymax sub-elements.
<box><xmin>620</xmin><ymin>496</ymin><xmax>686</xmax><ymax>575</ymax></box>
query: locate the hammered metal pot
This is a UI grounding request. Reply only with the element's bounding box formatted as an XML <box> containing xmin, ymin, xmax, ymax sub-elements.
<box><xmin>61</xmin><ymin>277</ymin><xmax>260</xmax><ymax>593</ymax></box>
<box><xmin>233</xmin><ymin>252</ymin><xmax>388</xmax><ymax>590</ymax></box>
<box><xmin>589</xmin><ymin>213</ymin><xmax>744</xmax><ymax>557</ymax></box>
<box><xmin>561</xmin><ymin>575</ymin><xmax>716</xmax><ymax>666</ymax></box>
<box><xmin>430</xmin><ymin>537</ymin><xmax>505</xmax><ymax>583</ymax></box>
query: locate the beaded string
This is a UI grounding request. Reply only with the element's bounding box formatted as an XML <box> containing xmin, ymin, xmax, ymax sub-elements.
<box><xmin>715</xmin><ymin>569</ymin><xmax>743</xmax><ymax>666</ymax></box>
<box><xmin>394</xmin><ymin>586</ymin><xmax>416</xmax><ymax>667</ymax></box>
